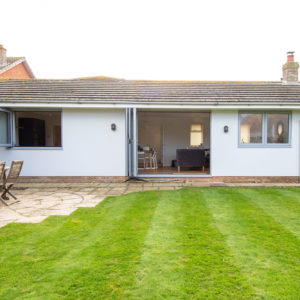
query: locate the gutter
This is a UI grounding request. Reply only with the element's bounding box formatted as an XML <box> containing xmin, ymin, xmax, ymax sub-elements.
<box><xmin>1</xmin><ymin>101</ymin><xmax>300</xmax><ymax>110</ymax></box>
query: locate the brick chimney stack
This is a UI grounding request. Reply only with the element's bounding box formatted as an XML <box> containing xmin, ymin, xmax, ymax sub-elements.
<box><xmin>0</xmin><ymin>45</ymin><xmax>7</xmax><ymax>67</ymax></box>
<box><xmin>282</xmin><ymin>51</ymin><xmax>299</xmax><ymax>85</ymax></box>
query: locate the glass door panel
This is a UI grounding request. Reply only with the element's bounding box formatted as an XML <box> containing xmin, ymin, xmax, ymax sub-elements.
<box><xmin>0</xmin><ymin>109</ymin><xmax>13</xmax><ymax>147</ymax></box>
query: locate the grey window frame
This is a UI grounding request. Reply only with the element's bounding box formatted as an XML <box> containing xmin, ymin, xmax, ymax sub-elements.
<box><xmin>238</xmin><ymin>111</ymin><xmax>292</xmax><ymax>148</ymax></box>
<box><xmin>0</xmin><ymin>108</ymin><xmax>13</xmax><ymax>147</ymax></box>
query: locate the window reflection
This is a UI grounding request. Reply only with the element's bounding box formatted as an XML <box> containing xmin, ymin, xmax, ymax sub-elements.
<box><xmin>240</xmin><ymin>114</ymin><xmax>262</xmax><ymax>144</ymax></box>
<box><xmin>267</xmin><ymin>114</ymin><xmax>289</xmax><ymax>144</ymax></box>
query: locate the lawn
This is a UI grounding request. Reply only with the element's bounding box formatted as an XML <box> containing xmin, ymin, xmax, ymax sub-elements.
<box><xmin>0</xmin><ymin>187</ymin><xmax>299</xmax><ymax>299</ymax></box>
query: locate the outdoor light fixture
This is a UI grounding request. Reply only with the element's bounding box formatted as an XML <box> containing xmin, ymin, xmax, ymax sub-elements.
<box><xmin>111</xmin><ymin>123</ymin><xmax>117</xmax><ymax>131</ymax></box>
<box><xmin>224</xmin><ymin>125</ymin><xmax>229</xmax><ymax>133</ymax></box>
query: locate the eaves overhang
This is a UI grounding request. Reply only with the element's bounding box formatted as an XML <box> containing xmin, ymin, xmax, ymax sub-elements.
<box><xmin>1</xmin><ymin>100</ymin><xmax>300</xmax><ymax>110</ymax></box>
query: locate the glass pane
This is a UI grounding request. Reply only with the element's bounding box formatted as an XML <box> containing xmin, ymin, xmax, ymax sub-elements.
<box><xmin>0</xmin><ymin>111</ymin><xmax>9</xmax><ymax>145</ymax></box>
<box><xmin>15</xmin><ymin>112</ymin><xmax>61</xmax><ymax>147</ymax></box>
<box><xmin>191</xmin><ymin>124</ymin><xmax>202</xmax><ymax>132</ymax></box>
<box><xmin>267</xmin><ymin>114</ymin><xmax>289</xmax><ymax>144</ymax></box>
<box><xmin>190</xmin><ymin>132</ymin><xmax>203</xmax><ymax>146</ymax></box>
<box><xmin>240</xmin><ymin>113</ymin><xmax>262</xmax><ymax>144</ymax></box>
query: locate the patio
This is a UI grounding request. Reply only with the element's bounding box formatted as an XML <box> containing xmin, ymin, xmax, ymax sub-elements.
<box><xmin>0</xmin><ymin>182</ymin><xmax>182</xmax><ymax>228</ymax></box>
<box><xmin>1</xmin><ymin>181</ymin><xmax>300</xmax><ymax>228</ymax></box>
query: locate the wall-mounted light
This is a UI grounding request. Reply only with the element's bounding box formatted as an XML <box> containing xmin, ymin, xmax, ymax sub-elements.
<box><xmin>111</xmin><ymin>123</ymin><xmax>117</xmax><ymax>131</ymax></box>
<box><xmin>224</xmin><ymin>125</ymin><xmax>229</xmax><ymax>133</ymax></box>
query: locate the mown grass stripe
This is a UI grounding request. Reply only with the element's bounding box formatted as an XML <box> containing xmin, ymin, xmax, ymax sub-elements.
<box><xmin>131</xmin><ymin>190</ymin><xmax>185</xmax><ymax>299</ymax></box>
<box><xmin>0</xmin><ymin>192</ymin><xmax>159</xmax><ymax>299</ymax></box>
<box><xmin>0</xmin><ymin>195</ymin><xmax>134</xmax><ymax>298</ymax></box>
<box><xmin>49</xmin><ymin>191</ymin><xmax>160</xmax><ymax>299</ymax></box>
<box><xmin>204</xmin><ymin>187</ymin><xmax>300</xmax><ymax>299</ymax></box>
<box><xmin>179</xmin><ymin>188</ymin><xmax>255</xmax><ymax>299</ymax></box>
<box><xmin>245</xmin><ymin>188</ymin><xmax>300</xmax><ymax>239</ymax></box>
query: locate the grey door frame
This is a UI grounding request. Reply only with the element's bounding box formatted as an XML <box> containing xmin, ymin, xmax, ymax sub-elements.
<box><xmin>126</xmin><ymin>108</ymin><xmax>137</xmax><ymax>177</ymax></box>
<box><xmin>135</xmin><ymin>110</ymin><xmax>212</xmax><ymax>178</ymax></box>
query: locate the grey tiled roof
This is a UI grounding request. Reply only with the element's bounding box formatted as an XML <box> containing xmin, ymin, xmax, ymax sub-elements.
<box><xmin>6</xmin><ymin>57</ymin><xmax>24</xmax><ymax>65</ymax></box>
<box><xmin>0</xmin><ymin>78</ymin><xmax>300</xmax><ymax>104</ymax></box>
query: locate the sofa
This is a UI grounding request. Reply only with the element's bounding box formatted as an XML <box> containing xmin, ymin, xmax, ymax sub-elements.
<box><xmin>176</xmin><ymin>149</ymin><xmax>206</xmax><ymax>172</ymax></box>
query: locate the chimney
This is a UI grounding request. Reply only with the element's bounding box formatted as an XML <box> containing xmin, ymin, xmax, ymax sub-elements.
<box><xmin>282</xmin><ymin>51</ymin><xmax>299</xmax><ymax>85</ymax></box>
<box><xmin>0</xmin><ymin>45</ymin><xmax>7</xmax><ymax>67</ymax></box>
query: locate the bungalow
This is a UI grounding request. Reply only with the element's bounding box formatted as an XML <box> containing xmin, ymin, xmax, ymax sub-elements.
<box><xmin>0</xmin><ymin>52</ymin><xmax>299</xmax><ymax>182</ymax></box>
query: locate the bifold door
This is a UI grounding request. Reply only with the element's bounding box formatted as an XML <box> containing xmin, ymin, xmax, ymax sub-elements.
<box><xmin>0</xmin><ymin>108</ymin><xmax>13</xmax><ymax>147</ymax></box>
<box><xmin>126</xmin><ymin>108</ymin><xmax>137</xmax><ymax>177</ymax></box>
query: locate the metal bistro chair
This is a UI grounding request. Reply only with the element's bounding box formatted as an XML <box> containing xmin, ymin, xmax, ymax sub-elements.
<box><xmin>144</xmin><ymin>148</ymin><xmax>158</xmax><ymax>170</ymax></box>
<box><xmin>138</xmin><ymin>150</ymin><xmax>147</xmax><ymax>169</ymax></box>
<box><xmin>0</xmin><ymin>160</ymin><xmax>23</xmax><ymax>206</ymax></box>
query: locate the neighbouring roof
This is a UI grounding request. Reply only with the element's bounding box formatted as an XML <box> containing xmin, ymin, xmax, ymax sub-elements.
<box><xmin>0</xmin><ymin>78</ymin><xmax>300</xmax><ymax>105</ymax></box>
<box><xmin>0</xmin><ymin>57</ymin><xmax>35</xmax><ymax>78</ymax></box>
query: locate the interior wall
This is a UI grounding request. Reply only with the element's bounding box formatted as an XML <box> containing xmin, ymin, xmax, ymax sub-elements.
<box><xmin>138</xmin><ymin>117</ymin><xmax>162</xmax><ymax>161</ymax></box>
<box><xmin>138</xmin><ymin>112</ymin><xmax>210</xmax><ymax>166</ymax></box>
<box><xmin>15</xmin><ymin>112</ymin><xmax>61</xmax><ymax>146</ymax></box>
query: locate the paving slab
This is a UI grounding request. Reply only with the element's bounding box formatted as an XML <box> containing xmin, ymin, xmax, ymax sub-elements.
<box><xmin>14</xmin><ymin>216</ymin><xmax>48</xmax><ymax>223</ymax></box>
<box><xmin>159</xmin><ymin>187</ymin><xmax>176</xmax><ymax>190</ymax></box>
<box><xmin>143</xmin><ymin>186</ymin><xmax>163</xmax><ymax>191</ymax></box>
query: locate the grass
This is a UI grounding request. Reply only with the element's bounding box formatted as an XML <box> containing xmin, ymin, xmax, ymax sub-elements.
<box><xmin>0</xmin><ymin>187</ymin><xmax>300</xmax><ymax>299</ymax></box>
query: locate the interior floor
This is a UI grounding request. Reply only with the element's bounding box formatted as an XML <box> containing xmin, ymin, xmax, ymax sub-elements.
<box><xmin>138</xmin><ymin>166</ymin><xmax>210</xmax><ymax>175</ymax></box>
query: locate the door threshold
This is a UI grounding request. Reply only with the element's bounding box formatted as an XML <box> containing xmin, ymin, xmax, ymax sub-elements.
<box><xmin>137</xmin><ymin>174</ymin><xmax>212</xmax><ymax>178</ymax></box>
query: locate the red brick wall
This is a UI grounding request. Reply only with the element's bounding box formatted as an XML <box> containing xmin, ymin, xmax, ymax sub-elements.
<box><xmin>0</xmin><ymin>62</ymin><xmax>33</xmax><ymax>79</ymax></box>
<box><xmin>17</xmin><ymin>176</ymin><xmax>299</xmax><ymax>183</ymax></box>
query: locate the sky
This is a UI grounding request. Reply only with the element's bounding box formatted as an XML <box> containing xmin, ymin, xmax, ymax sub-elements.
<box><xmin>1</xmin><ymin>0</ymin><xmax>300</xmax><ymax>81</ymax></box>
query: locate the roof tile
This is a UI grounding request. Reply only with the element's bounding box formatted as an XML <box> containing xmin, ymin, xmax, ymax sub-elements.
<box><xmin>0</xmin><ymin>78</ymin><xmax>300</xmax><ymax>104</ymax></box>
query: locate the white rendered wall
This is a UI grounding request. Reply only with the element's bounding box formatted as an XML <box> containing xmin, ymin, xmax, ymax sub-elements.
<box><xmin>211</xmin><ymin>110</ymin><xmax>300</xmax><ymax>176</ymax></box>
<box><xmin>0</xmin><ymin>109</ymin><xmax>126</xmax><ymax>176</ymax></box>
<box><xmin>2</xmin><ymin>108</ymin><xmax>299</xmax><ymax>177</ymax></box>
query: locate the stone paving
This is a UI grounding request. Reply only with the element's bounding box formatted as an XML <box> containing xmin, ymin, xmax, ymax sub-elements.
<box><xmin>1</xmin><ymin>181</ymin><xmax>300</xmax><ymax>228</ymax></box>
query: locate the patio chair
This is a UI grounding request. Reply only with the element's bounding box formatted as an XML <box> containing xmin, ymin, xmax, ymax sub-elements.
<box><xmin>0</xmin><ymin>161</ymin><xmax>6</xmax><ymax>189</ymax></box>
<box><xmin>0</xmin><ymin>160</ymin><xmax>23</xmax><ymax>206</ymax></box>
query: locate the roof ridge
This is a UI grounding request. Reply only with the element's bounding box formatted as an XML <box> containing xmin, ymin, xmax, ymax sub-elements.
<box><xmin>7</xmin><ymin>56</ymin><xmax>25</xmax><ymax>59</ymax></box>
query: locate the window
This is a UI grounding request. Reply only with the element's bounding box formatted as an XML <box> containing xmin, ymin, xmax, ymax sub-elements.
<box><xmin>15</xmin><ymin>112</ymin><xmax>61</xmax><ymax>147</ymax></box>
<box><xmin>239</xmin><ymin>112</ymin><xmax>290</xmax><ymax>146</ymax></box>
<box><xmin>240</xmin><ymin>113</ymin><xmax>263</xmax><ymax>144</ymax></box>
<box><xmin>190</xmin><ymin>124</ymin><xmax>203</xmax><ymax>146</ymax></box>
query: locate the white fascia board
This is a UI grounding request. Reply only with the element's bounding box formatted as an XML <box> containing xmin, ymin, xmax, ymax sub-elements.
<box><xmin>1</xmin><ymin>102</ymin><xmax>300</xmax><ymax>110</ymax></box>
<box><xmin>0</xmin><ymin>58</ymin><xmax>25</xmax><ymax>75</ymax></box>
